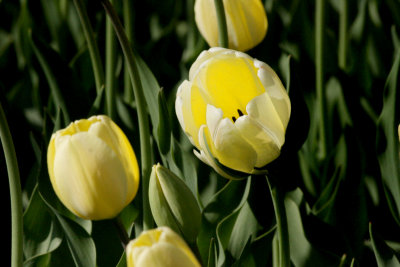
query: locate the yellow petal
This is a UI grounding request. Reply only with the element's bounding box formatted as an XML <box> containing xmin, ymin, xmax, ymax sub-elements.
<box><xmin>194</xmin><ymin>0</ymin><xmax>268</xmax><ymax>51</ymax></box>
<box><xmin>88</xmin><ymin>116</ymin><xmax>140</xmax><ymax>205</ymax></box>
<box><xmin>53</xmin><ymin>133</ymin><xmax>128</xmax><ymax>220</ymax></box>
<box><xmin>235</xmin><ymin>115</ymin><xmax>281</xmax><ymax>167</ymax></box>
<box><xmin>194</xmin><ymin>0</ymin><xmax>219</xmax><ymax>47</ymax></box>
<box><xmin>255</xmin><ymin>60</ymin><xmax>291</xmax><ymax>128</ymax></box>
<box><xmin>191</xmin><ymin>52</ymin><xmax>264</xmax><ymax>126</ymax></box>
<box><xmin>126</xmin><ymin>227</ymin><xmax>201</xmax><ymax>267</ymax></box>
<box><xmin>224</xmin><ymin>0</ymin><xmax>268</xmax><ymax>51</ymax></box>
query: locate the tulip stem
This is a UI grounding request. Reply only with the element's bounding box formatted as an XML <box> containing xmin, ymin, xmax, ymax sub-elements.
<box><xmin>315</xmin><ymin>0</ymin><xmax>328</xmax><ymax>159</ymax></box>
<box><xmin>338</xmin><ymin>0</ymin><xmax>348</xmax><ymax>70</ymax></box>
<box><xmin>266</xmin><ymin>175</ymin><xmax>290</xmax><ymax>267</ymax></box>
<box><xmin>114</xmin><ymin>216</ymin><xmax>130</xmax><ymax>248</ymax></box>
<box><xmin>73</xmin><ymin>0</ymin><xmax>105</xmax><ymax>96</ymax></box>
<box><xmin>214</xmin><ymin>0</ymin><xmax>229</xmax><ymax>48</ymax></box>
<box><xmin>101</xmin><ymin>0</ymin><xmax>154</xmax><ymax>230</ymax></box>
<box><xmin>0</xmin><ymin>102</ymin><xmax>23</xmax><ymax>267</ymax></box>
<box><xmin>122</xmin><ymin>0</ymin><xmax>134</xmax><ymax>103</ymax></box>
<box><xmin>105</xmin><ymin>0</ymin><xmax>116</xmax><ymax>119</ymax></box>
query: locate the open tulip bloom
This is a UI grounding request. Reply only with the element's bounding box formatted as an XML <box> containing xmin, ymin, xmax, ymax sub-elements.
<box><xmin>176</xmin><ymin>48</ymin><xmax>291</xmax><ymax>179</ymax></box>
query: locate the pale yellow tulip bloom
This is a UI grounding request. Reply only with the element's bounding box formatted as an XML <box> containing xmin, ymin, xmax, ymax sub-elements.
<box><xmin>195</xmin><ymin>0</ymin><xmax>268</xmax><ymax>51</ymax></box>
<box><xmin>126</xmin><ymin>227</ymin><xmax>201</xmax><ymax>267</ymax></box>
<box><xmin>175</xmin><ymin>48</ymin><xmax>291</xmax><ymax>179</ymax></box>
<box><xmin>47</xmin><ymin>115</ymin><xmax>139</xmax><ymax>220</ymax></box>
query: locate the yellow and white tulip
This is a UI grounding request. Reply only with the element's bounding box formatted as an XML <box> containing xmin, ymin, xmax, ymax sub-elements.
<box><xmin>47</xmin><ymin>115</ymin><xmax>139</xmax><ymax>220</ymax></box>
<box><xmin>175</xmin><ymin>48</ymin><xmax>291</xmax><ymax>179</ymax></box>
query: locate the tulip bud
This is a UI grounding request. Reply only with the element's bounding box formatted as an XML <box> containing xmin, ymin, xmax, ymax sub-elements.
<box><xmin>149</xmin><ymin>164</ymin><xmax>201</xmax><ymax>244</ymax></box>
<box><xmin>195</xmin><ymin>0</ymin><xmax>268</xmax><ymax>51</ymax></box>
<box><xmin>175</xmin><ymin>48</ymin><xmax>291</xmax><ymax>179</ymax></box>
<box><xmin>47</xmin><ymin>115</ymin><xmax>140</xmax><ymax>220</ymax></box>
<box><xmin>126</xmin><ymin>227</ymin><xmax>201</xmax><ymax>267</ymax></box>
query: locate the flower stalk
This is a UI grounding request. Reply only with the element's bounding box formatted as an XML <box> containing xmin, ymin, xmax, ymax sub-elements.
<box><xmin>100</xmin><ymin>0</ymin><xmax>153</xmax><ymax>230</ymax></box>
<box><xmin>114</xmin><ymin>216</ymin><xmax>130</xmax><ymax>248</ymax></box>
<box><xmin>0</xmin><ymin>103</ymin><xmax>23</xmax><ymax>267</ymax></box>
<box><xmin>213</xmin><ymin>0</ymin><xmax>229</xmax><ymax>48</ymax></box>
<box><xmin>267</xmin><ymin>175</ymin><xmax>290</xmax><ymax>267</ymax></box>
<box><xmin>73</xmin><ymin>0</ymin><xmax>105</xmax><ymax>95</ymax></box>
<box><xmin>315</xmin><ymin>0</ymin><xmax>328</xmax><ymax>159</ymax></box>
<box><xmin>105</xmin><ymin>0</ymin><xmax>117</xmax><ymax>119</ymax></box>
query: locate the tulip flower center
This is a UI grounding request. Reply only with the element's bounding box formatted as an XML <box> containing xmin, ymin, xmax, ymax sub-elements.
<box><xmin>192</xmin><ymin>55</ymin><xmax>264</xmax><ymax>127</ymax></box>
<box><xmin>231</xmin><ymin>109</ymin><xmax>244</xmax><ymax>122</ymax></box>
<box><xmin>60</xmin><ymin>118</ymin><xmax>101</xmax><ymax>136</ymax></box>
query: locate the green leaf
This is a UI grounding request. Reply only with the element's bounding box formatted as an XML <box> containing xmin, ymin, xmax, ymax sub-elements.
<box><xmin>278</xmin><ymin>54</ymin><xmax>291</xmax><ymax>93</ymax></box>
<box><xmin>285</xmin><ymin>191</ymin><xmax>341</xmax><ymax>266</ymax></box>
<box><xmin>132</xmin><ymin>50</ymin><xmax>160</xmax><ymax>128</ymax></box>
<box><xmin>157</xmin><ymin>88</ymin><xmax>171</xmax><ymax>155</ymax></box>
<box><xmin>23</xmin><ymin>185</ymin><xmax>62</xmax><ymax>265</ymax></box>
<box><xmin>369</xmin><ymin>223</ymin><xmax>400</xmax><ymax>267</ymax></box>
<box><xmin>326</xmin><ymin>77</ymin><xmax>353</xmax><ymax>128</ymax></box>
<box><xmin>168</xmin><ymin>137</ymin><xmax>199</xmax><ymax>200</ymax></box>
<box><xmin>376</xmin><ymin>48</ymin><xmax>400</xmax><ymax>226</ymax></box>
<box><xmin>207</xmin><ymin>238</ymin><xmax>217</xmax><ymax>267</ymax></box>
<box><xmin>116</xmin><ymin>251</ymin><xmax>127</xmax><ymax>267</ymax></box>
<box><xmin>216</xmin><ymin>202</ymin><xmax>259</xmax><ymax>265</ymax></box>
<box><xmin>198</xmin><ymin>178</ymin><xmax>252</xmax><ymax>265</ymax></box>
<box><xmin>52</xmin><ymin>212</ymin><xmax>96</xmax><ymax>267</ymax></box>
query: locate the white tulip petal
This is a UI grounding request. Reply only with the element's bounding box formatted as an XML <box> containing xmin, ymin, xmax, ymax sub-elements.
<box><xmin>246</xmin><ymin>92</ymin><xmax>286</xmax><ymax>147</ymax></box>
<box><xmin>176</xmin><ymin>80</ymin><xmax>200</xmax><ymax>147</ymax></box>
<box><xmin>210</xmin><ymin>118</ymin><xmax>257</xmax><ymax>173</ymax></box>
<box><xmin>255</xmin><ymin>60</ymin><xmax>291</xmax><ymax>127</ymax></box>
<box><xmin>206</xmin><ymin>104</ymin><xmax>223</xmax><ymax>140</ymax></box>
<box><xmin>235</xmin><ymin>115</ymin><xmax>281</xmax><ymax>167</ymax></box>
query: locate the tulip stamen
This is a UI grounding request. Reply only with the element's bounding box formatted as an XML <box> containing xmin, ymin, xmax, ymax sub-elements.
<box><xmin>232</xmin><ymin>116</ymin><xmax>237</xmax><ymax>122</ymax></box>
<box><xmin>237</xmin><ymin>109</ymin><xmax>244</xmax><ymax>117</ymax></box>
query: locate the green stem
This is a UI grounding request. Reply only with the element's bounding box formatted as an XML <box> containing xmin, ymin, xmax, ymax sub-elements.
<box><xmin>0</xmin><ymin>103</ymin><xmax>23</xmax><ymax>267</ymax></box>
<box><xmin>315</xmin><ymin>0</ymin><xmax>327</xmax><ymax>159</ymax></box>
<box><xmin>105</xmin><ymin>0</ymin><xmax>116</xmax><ymax>119</ymax></box>
<box><xmin>267</xmin><ymin>175</ymin><xmax>290</xmax><ymax>267</ymax></box>
<box><xmin>338</xmin><ymin>0</ymin><xmax>348</xmax><ymax>70</ymax></box>
<box><xmin>73</xmin><ymin>0</ymin><xmax>105</xmax><ymax>95</ymax></box>
<box><xmin>123</xmin><ymin>0</ymin><xmax>134</xmax><ymax>103</ymax></box>
<box><xmin>114</xmin><ymin>216</ymin><xmax>130</xmax><ymax>248</ymax></box>
<box><xmin>214</xmin><ymin>0</ymin><xmax>229</xmax><ymax>48</ymax></box>
<box><xmin>101</xmin><ymin>0</ymin><xmax>153</xmax><ymax>230</ymax></box>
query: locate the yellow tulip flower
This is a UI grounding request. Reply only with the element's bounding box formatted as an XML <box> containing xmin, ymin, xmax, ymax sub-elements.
<box><xmin>195</xmin><ymin>0</ymin><xmax>268</xmax><ymax>51</ymax></box>
<box><xmin>126</xmin><ymin>227</ymin><xmax>201</xmax><ymax>267</ymax></box>
<box><xmin>175</xmin><ymin>48</ymin><xmax>291</xmax><ymax>179</ymax></box>
<box><xmin>47</xmin><ymin>115</ymin><xmax>139</xmax><ymax>220</ymax></box>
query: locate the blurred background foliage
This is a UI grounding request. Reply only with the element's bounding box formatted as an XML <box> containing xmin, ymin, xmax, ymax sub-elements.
<box><xmin>1</xmin><ymin>0</ymin><xmax>400</xmax><ymax>266</ymax></box>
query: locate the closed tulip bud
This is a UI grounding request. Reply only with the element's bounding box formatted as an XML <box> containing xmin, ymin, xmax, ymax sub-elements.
<box><xmin>149</xmin><ymin>164</ymin><xmax>201</xmax><ymax>244</ymax></box>
<box><xmin>47</xmin><ymin>115</ymin><xmax>140</xmax><ymax>220</ymax></box>
<box><xmin>195</xmin><ymin>0</ymin><xmax>268</xmax><ymax>52</ymax></box>
<box><xmin>175</xmin><ymin>48</ymin><xmax>291</xmax><ymax>179</ymax></box>
<box><xmin>126</xmin><ymin>227</ymin><xmax>201</xmax><ymax>267</ymax></box>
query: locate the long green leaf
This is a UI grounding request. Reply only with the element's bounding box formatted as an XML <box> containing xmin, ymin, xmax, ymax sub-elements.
<box><xmin>376</xmin><ymin>48</ymin><xmax>400</xmax><ymax>226</ymax></box>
